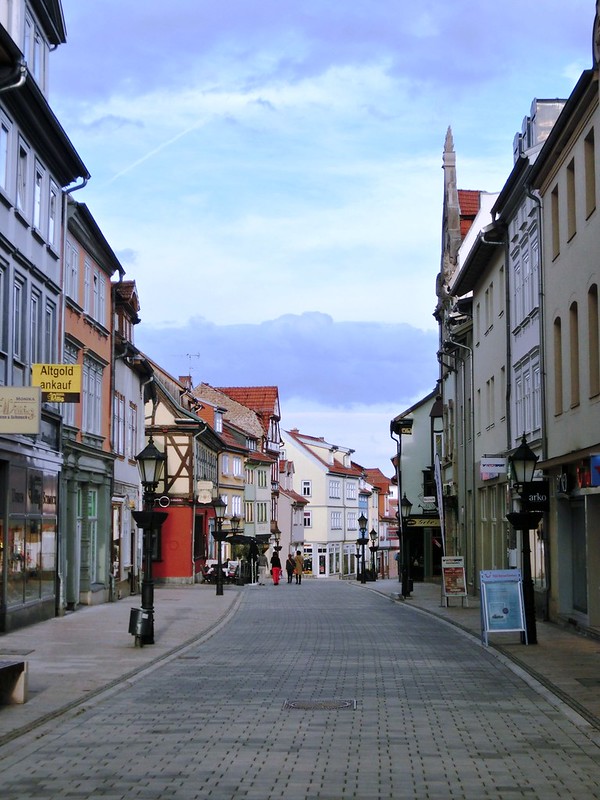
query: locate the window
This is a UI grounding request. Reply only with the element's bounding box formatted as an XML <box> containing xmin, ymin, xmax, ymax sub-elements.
<box><xmin>570</xmin><ymin>302</ymin><xmax>580</xmax><ymax>408</ymax></box>
<box><xmin>301</xmin><ymin>480</ymin><xmax>311</xmax><ymax>497</ymax></box>
<box><xmin>346</xmin><ymin>482</ymin><xmax>357</xmax><ymax>500</ymax></box>
<box><xmin>303</xmin><ymin>510</ymin><xmax>312</xmax><ymax>528</ymax></box>
<box><xmin>29</xmin><ymin>290</ymin><xmax>41</xmax><ymax>364</ymax></box>
<box><xmin>24</xmin><ymin>11</ymin><xmax>47</xmax><ymax>92</ymax></box>
<box><xmin>48</xmin><ymin>183</ymin><xmax>59</xmax><ymax>249</ymax></box>
<box><xmin>83</xmin><ymin>261</ymin><xmax>91</xmax><ymax>313</ymax></box>
<box><xmin>256</xmin><ymin>502</ymin><xmax>268</xmax><ymax>523</ymax></box>
<box><xmin>214</xmin><ymin>411</ymin><xmax>223</xmax><ymax>433</ymax></box>
<box><xmin>62</xmin><ymin>344</ymin><xmax>78</xmax><ymax>426</ymax></box>
<box><xmin>331</xmin><ymin>511</ymin><xmax>342</xmax><ymax>529</ymax></box>
<box><xmin>245</xmin><ymin>467</ymin><xmax>254</xmax><ymax>485</ymax></box>
<box><xmin>12</xmin><ymin>278</ymin><xmax>24</xmax><ymax>360</ymax></box>
<box><xmin>551</xmin><ymin>184</ymin><xmax>560</xmax><ymax>259</ymax></box>
<box><xmin>585</xmin><ymin>128</ymin><xmax>596</xmax><ymax>218</ymax></box>
<box><xmin>97</xmin><ymin>274</ymin><xmax>107</xmax><ymax>325</ymax></box>
<box><xmin>329</xmin><ymin>479</ymin><xmax>340</xmax><ymax>498</ymax></box>
<box><xmin>44</xmin><ymin>301</ymin><xmax>56</xmax><ymax>362</ymax></box>
<box><xmin>589</xmin><ymin>284</ymin><xmax>600</xmax><ymax>397</ymax></box>
<box><xmin>221</xmin><ymin>454</ymin><xmax>230</xmax><ymax>475</ymax></box>
<box><xmin>567</xmin><ymin>158</ymin><xmax>576</xmax><ymax>241</ymax></box>
<box><xmin>245</xmin><ymin>502</ymin><xmax>254</xmax><ymax>523</ymax></box>
<box><xmin>16</xmin><ymin>139</ymin><xmax>29</xmax><ymax>215</ymax></box>
<box><xmin>65</xmin><ymin>241</ymin><xmax>79</xmax><ymax>303</ymax></box>
<box><xmin>347</xmin><ymin>511</ymin><xmax>357</xmax><ymax>530</ymax></box>
<box><xmin>87</xmin><ymin>488</ymin><xmax>98</xmax><ymax>583</ymax></box>
<box><xmin>127</xmin><ymin>402</ymin><xmax>137</xmax><ymax>458</ymax></box>
<box><xmin>0</xmin><ymin>115</ymin><xmax>10</xmax><ymax>192</ymax></box>
<box><xmin>113</xmin><ymin>392</ymin><xmax>125</xmax><ymax>456</ymax></box>
<box><xmin>554</xmin><ymin>317</ymin><xmax>563</xmax><ymax>415</ymax></box>
<box><xmin>230</xmin><ymin>494</ymin><xmax>242</xmax><ymax>517</ymax></box>
<box><xmin>233</xmin><ymin>456</ymin><xmax>242</xmax><ymax>477</ymax></box>
<box><xmin>82</xmin><ymin>356</ymin><xmax>103</xmax><ymax>435</ymax></box>
<box><xmin>257</xmin><ymin>469</ymin><xmax>267</xmax><ymax>488</ymax></box>
<box><xmin>33</xmin><ymin>162</ymin><xmax>44</xmax><ymax>232</ymax></box>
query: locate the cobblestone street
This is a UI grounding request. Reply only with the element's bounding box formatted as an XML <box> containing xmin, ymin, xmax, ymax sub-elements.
<box><xmin>2</xmin><ymin>581</ymin><xmax>600</xmax><ymax>800</ymax></box>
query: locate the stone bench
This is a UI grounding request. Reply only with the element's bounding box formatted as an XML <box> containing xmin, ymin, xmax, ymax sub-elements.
<box><xmin>0</xmin><ymin>659</ymin><xmax>28</xmax><ymax>704</ymax></box>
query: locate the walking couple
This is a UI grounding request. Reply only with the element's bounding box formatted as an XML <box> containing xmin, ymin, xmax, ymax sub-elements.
<box><xmin>286</xmin><ymin>551</ymin><xmax>304</xmax><ymax>584</ymax></box>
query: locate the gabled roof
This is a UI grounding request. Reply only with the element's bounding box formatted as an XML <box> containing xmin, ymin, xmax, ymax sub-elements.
<box><xmin>217</xmin><ymin>386</ymin><xmax>280</xmax><ymax>422</ymax></box>
<box><xmin>458</xmin><ymin>190</ymin><xmax>481</xmax><ymax>239</ymax></box>
<box><xmin>280</xmin><ymin>487</ymin><xmax>309</xmax><ymax>506</ymax></box>
<box><xmin>364</xmin><ymin>468</ymin><xmax>392</xmax><ymax>491</ymax></box>
<box><xmin>193</xmin><ymin>383</ymin><xmax>264</xmax><ymax>439</ymax></box>
<box><xmin>285</xmin><ymin>428</ymin><xmax>362</xmax><ymax>478</ymax></box>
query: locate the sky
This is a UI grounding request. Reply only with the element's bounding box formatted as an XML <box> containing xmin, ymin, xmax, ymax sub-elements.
<box><xmin>50</xmin><ymin>0</ymin><xmax>593</xmax><ymax>476</ymax></box>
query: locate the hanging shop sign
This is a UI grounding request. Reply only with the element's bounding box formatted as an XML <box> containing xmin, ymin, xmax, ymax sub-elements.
<box><xmin>520</xmin><ymin>480</ymin><xmax>549</xmax><ymax>511</ymax></box>
<box><xmin>406</xmin><ymin>516</ymin><xmax>441</xmax><ymax>527</ymax></box>
<box><xmin>32</xmin><ymin>363</ymin><xmax>82</xmax><ymax>403</ymax></box>
<box><xmin>480</xmin><ymin>457</ymin><xmax>507</xmax><ymax>480</ymax></box>
<box><xmin>0</xmin><ymin>386</ymin><xmax>41</xmax><ymax>434</ymax></box>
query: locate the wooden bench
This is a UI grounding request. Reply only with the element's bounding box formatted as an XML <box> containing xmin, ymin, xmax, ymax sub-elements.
<box><xmin>0</xmin><ymin>659</ymin><xmax>28</xmax><ymax>704</ymax></box>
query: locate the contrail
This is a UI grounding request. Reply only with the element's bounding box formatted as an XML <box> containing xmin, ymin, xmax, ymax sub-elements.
<box><xmin>103</xmin><ymin>121</ymin><xmax>205</xmax><ymax>185</ymax></box>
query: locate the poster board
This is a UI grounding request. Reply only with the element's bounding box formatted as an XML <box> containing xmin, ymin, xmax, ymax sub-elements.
<box><xmin>480</xmin><ymin>569</ymin><xmax>526</xmax><ymax>646</ymax></box>
<box><xmin>441</xmin><ymin>556</ymin><xmax>467</xmax><ymax>607</ymax></box>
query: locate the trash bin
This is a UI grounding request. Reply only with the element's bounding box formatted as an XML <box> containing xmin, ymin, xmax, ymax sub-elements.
<box><xmin>128</xmin><ymin>608</ymin><xmax>150</xmax><ymax>639</ymax></box>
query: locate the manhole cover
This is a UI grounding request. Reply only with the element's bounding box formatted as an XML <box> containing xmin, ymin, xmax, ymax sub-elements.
<box><xmin>283</xmin><ymin>699</ymin><xmax>356</xmax><ymax>710</ymax></box>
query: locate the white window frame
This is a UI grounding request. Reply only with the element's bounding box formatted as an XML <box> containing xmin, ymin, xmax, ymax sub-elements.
<box><xmin>16</xmin><ymin>137</ymin><xmax>30</xmax><ymax>216</ymax></box>
<box><xmin>83</xmin><ymin>356</ymin><xmax>103</xmax><ymax>436</ymax></box>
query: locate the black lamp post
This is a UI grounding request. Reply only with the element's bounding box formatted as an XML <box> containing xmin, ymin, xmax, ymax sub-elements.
<box><xmin>506</xmin><ymin>434</ymin><xmax>542</xmax><ymax>645</ymax></box>
<box><xmin>369</xmin><ymin>527</ymin><xmax>379</xmax><ymax>580</ymax></box>
<box><xmin>132</xmin><ymin>437</ymin><xmax>167</xmax><ymax>645</ymax></box>
<box><xmin>400</xmin><ymin>492</ymin><xmax>413</xmax><ymax>598</ymax></box>
<box><xmin>212</xmin><ymin>496</ymin><xmax>228</xmax><ymax>597</ymax></box>
<box><xmin>357</xmin><ymin>513</ymin><xmax>369</xmax><ymax>584</ymax></box>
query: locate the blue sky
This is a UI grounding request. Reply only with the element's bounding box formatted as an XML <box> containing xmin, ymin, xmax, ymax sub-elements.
<box><xmin>51</xmin><ymin>0</ymin><xmax>593</xmax><ymax>474</ymax></box>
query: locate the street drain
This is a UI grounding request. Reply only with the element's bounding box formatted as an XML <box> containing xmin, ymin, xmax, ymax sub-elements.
<box><xmin>283</xmin><ymin>699</ymin><xmax>356</xmax><ymax>710</ymax></box>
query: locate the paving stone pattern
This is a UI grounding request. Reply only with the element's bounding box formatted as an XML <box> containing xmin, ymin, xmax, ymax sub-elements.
<box><xmin>1</xmin><ymin>581</ymin><xmax>600</xmax><ymax>800</ymax></box>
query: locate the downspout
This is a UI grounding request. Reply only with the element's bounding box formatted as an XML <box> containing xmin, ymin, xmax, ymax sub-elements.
<box><xmin>0</xmin><ymin>59</ymin><xmax>27</xmax><ymax>93</ymax></box>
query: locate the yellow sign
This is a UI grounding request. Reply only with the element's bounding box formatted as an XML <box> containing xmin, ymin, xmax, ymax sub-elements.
<box><xmin>32</xmin><ymin>363</ymin><xmax>82</xmax><ymax>403</ymax></box>
<box><xmin>0</xmin><ymin>387</ymin><xmax>41</xmax><ymax>433</ymax></box>
<box><xmin>406</xmin><ymin>517</ymin><xmax>441</xmax><ymax>527</ymax></box>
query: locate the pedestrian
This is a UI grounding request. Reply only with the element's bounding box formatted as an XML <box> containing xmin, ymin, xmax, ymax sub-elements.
<box><xmin>271</xmin><ymin>550</ymin><xmax>282</xmax><ymax>585</ymax></box>
<box><xmin>294</xmin><ymin>550</ymin><xmax>303</xmax><ymax>584</ymax></box>
<box><xmin>258</xmin><ymin>550</ymin><xmax>269</xmax><ymax>585</ymax></box>
<box><xmin>285</xmin><ymin>554</ymin><xmax>295</xmax><ymax>583</ymax></box>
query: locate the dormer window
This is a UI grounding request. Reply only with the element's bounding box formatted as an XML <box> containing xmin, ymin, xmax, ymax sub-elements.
<box><xmin>214</xmin><ymin>411</ymin><xmax>223</xmax><ymax>433</ymax></box>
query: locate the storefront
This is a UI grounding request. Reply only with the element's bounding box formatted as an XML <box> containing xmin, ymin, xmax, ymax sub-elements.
<box><xmin>1</xmin><ymin>457</ymin><xmax>59</xmax><ymax>632</ymax></box>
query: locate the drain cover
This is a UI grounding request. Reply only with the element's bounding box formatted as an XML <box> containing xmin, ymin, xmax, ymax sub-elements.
<box><xmin>283</xmin><ymin>699</ymin><xmax>356</xmax><ymax>710</ymax></box>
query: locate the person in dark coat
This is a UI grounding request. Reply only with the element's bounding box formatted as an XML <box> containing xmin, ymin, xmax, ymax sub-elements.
<box><xmin>270</xmin><ymin>551</ymin><xmax>282</xmax><ymax>585</ymax></box>
<box><xmin>285</xmin><ymin>554</ymin><xmax>295</xmax><ymax>584</ymax></box>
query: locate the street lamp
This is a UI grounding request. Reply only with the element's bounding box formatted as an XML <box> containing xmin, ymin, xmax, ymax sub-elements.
<box><xmin>357</xmin><ymin>513</ymin><xmax>369</xmax><ymax>584</ymax></box>
<box><xmin>132</xmin><ymin>437</ymin><xmax>167</xmax><ymax>645</ymax></box>
<box><xmin>369</xmin><ymin>528</ymin><xmax>379</xmax><ymax>580</ymax></box>
<box><xmin>212</xmin><ymin>496</ymin><xmax>228</xmax><ymax>597</ymax></box>
<box><xmin>390</xmin><ymin>417</ymin><xmax>414</xmax><ymax>592</ymax></box>
<box><xmin>506</xmin><ymin>434</ymin><xmax>542</xmax><ymax>645</ymax></box>
<box><xmin>400</xmin><ymin>493</ymin><xmax>413</xmax><ymax>598</ymax></box>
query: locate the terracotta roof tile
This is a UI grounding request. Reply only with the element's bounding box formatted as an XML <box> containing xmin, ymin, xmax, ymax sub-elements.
<box><xmin>217</xmin><ymin>386</ymin><xmax>280</xmax><ymax>419</ymax></box>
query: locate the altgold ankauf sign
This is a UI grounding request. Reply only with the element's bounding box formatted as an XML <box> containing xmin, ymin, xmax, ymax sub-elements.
<box><xmin>32</xmin><ymin>363</ymin><xmax>81</xmax><ymax>402</ymax></box>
